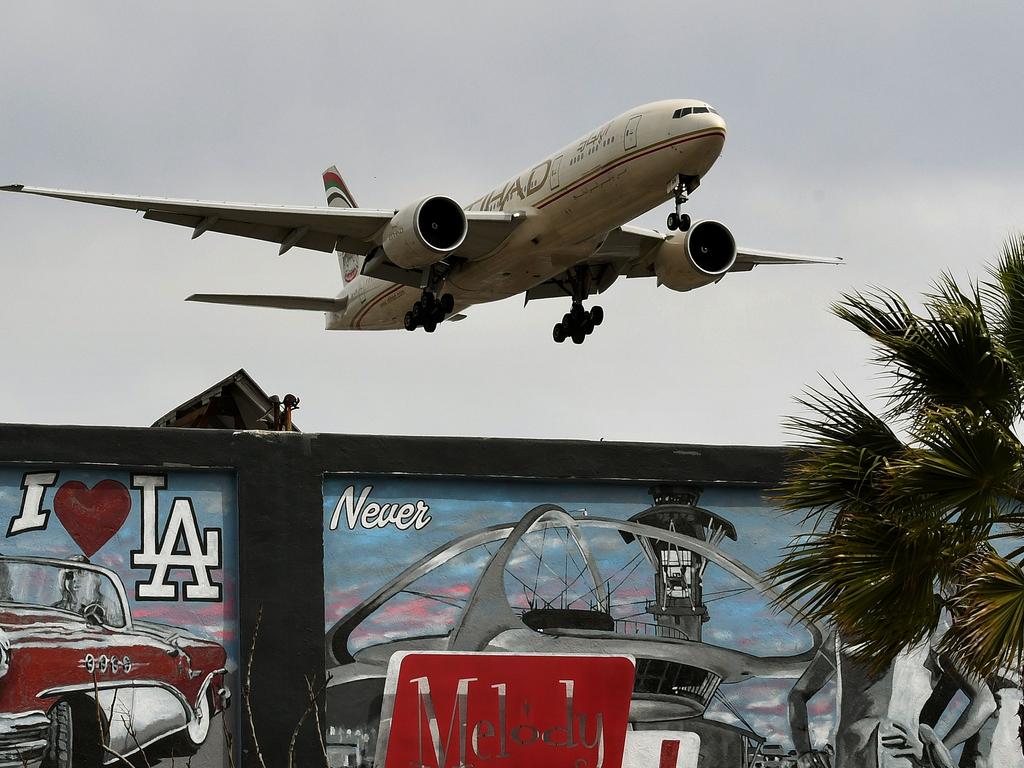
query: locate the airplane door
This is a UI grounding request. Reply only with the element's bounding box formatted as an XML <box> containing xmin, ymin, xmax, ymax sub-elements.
<box><xmin>550</xmin><ymin>155</ymin><xmax>562</xmax><ymax>190</ymax></box>
<box><xmin>624</xmin><ymin>115</ymin><xmax>641</xmax><ymax>151</ymax></box>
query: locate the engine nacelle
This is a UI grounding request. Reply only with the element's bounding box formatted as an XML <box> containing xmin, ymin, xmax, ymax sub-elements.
<box><xmin>653</xmin><ymin>220</ymin><xmax>737</xmax><ymax>292</ymax></box>
<box><xmin>381</xmin><ymin>195</ymin><xmax>468</xmax><ymax>270</ymax></box>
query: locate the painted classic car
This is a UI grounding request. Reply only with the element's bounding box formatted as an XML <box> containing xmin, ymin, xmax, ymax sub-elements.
<box><xmin>0</xmin><ymin>555</ymin><xmax>230</xmax><ymax>767</ymax></box>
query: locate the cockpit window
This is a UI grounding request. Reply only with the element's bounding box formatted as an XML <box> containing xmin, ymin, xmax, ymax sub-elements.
<box><xmin>673</xmin><ymin>106</ymin><xmax>719</xmax><ymax>118</ymax></box>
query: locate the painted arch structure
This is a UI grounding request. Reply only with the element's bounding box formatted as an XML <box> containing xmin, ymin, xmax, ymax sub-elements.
<box><xmin>324</xmin><ymin>503</ymin><xmax>825</xmax><ymax>762</ymax></box>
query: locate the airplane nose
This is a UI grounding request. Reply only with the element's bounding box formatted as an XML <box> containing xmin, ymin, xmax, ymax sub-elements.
<box><xmin>672</xmin><ymin>104</ymin><xmax>727</xmax><ymax>134</ymax></box>
<box><xmin>705</xmin><ymin>107</ymin><xmax>727</xmax><ymax>133</ymax></box>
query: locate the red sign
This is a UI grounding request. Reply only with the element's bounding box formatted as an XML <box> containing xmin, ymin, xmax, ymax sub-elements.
<box><xmin>377</xmin><ymin>652</ymin><xmax>636</xmax><ymax>768</ymax></box>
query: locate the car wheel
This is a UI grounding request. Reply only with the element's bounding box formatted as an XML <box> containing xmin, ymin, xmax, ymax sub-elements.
<box><xmin>171</xmin><ymin>692</ymin><xmax>212</xmax><ymax>755</ymax></box>
<box><xmin>44</xmin><ymin>700</ymin><xmax>73</xmax><ymax>768</ymax></box>
<box><xmin>44</xmin><ymin>698</ymin><xmax>101</xmax><ymax>768</ymax></box>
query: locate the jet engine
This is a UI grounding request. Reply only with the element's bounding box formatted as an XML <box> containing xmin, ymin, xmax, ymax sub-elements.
<box><xmin>380</xmin><ymin>196</ymin><xmax>468</xmax><ymax>269</ymax></box>
<box><xmin>653</xmin><ymin>220</ymin><xmax>737</xmax><ymax>292</ymax></box>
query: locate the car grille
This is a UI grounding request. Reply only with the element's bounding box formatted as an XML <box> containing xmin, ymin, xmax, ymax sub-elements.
<box><xmin>0</xmin><ymin>712</ymin><xmax>49</xmax><ymax>768</ymax></box>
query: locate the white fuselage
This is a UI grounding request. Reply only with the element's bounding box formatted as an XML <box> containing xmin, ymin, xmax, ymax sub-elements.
<box><xmin>326</xmin><ymin>99</ymin><xmax>727</xmax><ymax>330</ymax></box>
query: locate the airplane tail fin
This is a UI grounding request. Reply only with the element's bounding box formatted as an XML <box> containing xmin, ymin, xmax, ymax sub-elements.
<box><xmin>323</xmin><ymin>166</ymin><xmax>357</xmax><ymax>209</ymax></box>
<box><xmin>323</xmin><ymin>165</ymin><xmax>363</xmax><ymax>286</ymax></box>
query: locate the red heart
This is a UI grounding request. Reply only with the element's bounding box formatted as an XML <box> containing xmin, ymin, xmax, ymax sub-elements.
<box><xmin>53</xmin><ymin>480</ymin><xmax>131</xmax><ymax>557</ymax></box>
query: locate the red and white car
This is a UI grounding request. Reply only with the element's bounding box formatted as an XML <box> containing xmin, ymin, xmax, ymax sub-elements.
<box><xmin>0</xmin><ymin>555</ymin><xmax>230</xmax><ymax>767</ymax></box>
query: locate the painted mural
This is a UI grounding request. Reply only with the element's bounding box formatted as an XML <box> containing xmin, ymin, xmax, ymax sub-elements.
<box><xmin>322</xmin><ymin>477</ymin><xmax>1023</xmax><ymax>768</ymax></box>
<box><xmin>0</xmin><ymin>467</ymin><xmax>237</xmax><ymax>768</ymax></box>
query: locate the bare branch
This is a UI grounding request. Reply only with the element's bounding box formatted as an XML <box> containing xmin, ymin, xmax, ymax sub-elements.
<box><xmin>245</xmin><ymin>606</ymin><xmax>268</xmax><ymax>768</ymax></box>
<box><xmin>102</xmin><ymin>743</ymin><xmax>138</xmax><ymax>768</ymax></box>
<box><xmin>288</xmin><ymin>674</ymin><xmax>333</xmax><ymax>768</ymax></box>
<box><xmin>123</xmin><ymin>713</ymin><xmax>152</xmax><ymax>768</ymax></box>
<box><xmin>221</xmin><ymin>707</ymin><xmax>235</xmax><ymax>768</ymax></box>
<box><xmin>305</xmin><ymin>674</ymin><xmax>332</xmax><ymax>768</ymax></box>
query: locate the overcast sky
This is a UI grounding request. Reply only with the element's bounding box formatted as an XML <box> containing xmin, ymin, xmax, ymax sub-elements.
<box><xmin>2</xmin><ymin>2</ymin><xmax>1021</xmax><ymax>445</ymax></box>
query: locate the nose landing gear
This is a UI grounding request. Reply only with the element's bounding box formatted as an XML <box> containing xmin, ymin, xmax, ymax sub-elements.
<box><xmin>666</xmin><ymin>174</ymin><xmax>692</xmax><ymax>232</ymax></box>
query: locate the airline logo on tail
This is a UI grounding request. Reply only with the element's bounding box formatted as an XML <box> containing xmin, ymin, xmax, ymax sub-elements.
<box><xmin>323</xmin><ymin>166</ymin><xmax>361</xmax><ymax>285</ymax></box>
<box><xmin>323</xmin><ymin>166</ymin><xmax>356</xmax><ymax>209</ymax></box>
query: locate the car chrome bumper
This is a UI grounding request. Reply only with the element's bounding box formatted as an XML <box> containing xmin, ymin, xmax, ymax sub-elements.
<box><xmin>0</xmin><ymin>711</ymin><xmax>49</xmax><ymax>768</ymax></box>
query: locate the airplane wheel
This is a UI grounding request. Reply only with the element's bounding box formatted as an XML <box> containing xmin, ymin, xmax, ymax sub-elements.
<box><xmin>562</xmin><ymin>313</ymin><xmax>572</xmax><ymax>326</ymax></box>
<box><xmin>667</xmin><ymin>212</ymin><xmax>679</xmax><ymax>230</ymax></box>
<box><xmin>404</xmin><ymin>312</ymin><xmax>416</xmax><ymax>331</ymax></box>
<box><xmin>571</xmin><ymin>331</ymin><xmax>586</xmax><ymax>345</ymax></box>
<box><xmin>590</xmin><ymin>306</ymin><xmax>604</xmax><ymax>326</ymax></box>
<box><xmin>412</xmin><ymin>301</ymin><xmax>422</xmax><ymax>318</ymax></box>
<box><xmin>584</xmin><ymin>317</ymin><xmax>595</xmax><ymax>335</ymax></box>
<box><xmin>553</xmin><ymin>323</ymin><xmax>567</xmax><ymax>343</ymax></box>
<box><xmin>441</xmin><ymin>293</ymin><xmax>455</xmax><ymax>314</ymax></box>
<box><xmin>423</xmin><ymin>320</ymin><xmax>437</xmax><ymax>333</ymax></box>
<box><xmin>679</xmin><ymin>213</ymin><xmax>691</xmax><ymax>231</ymax></box>
<box><xmin>570</xmin><ymin>304</ymin><xmax>585</xmax><ymax>322</ymax></box>
<box><xmin>422</xmin><ymin>293</ymin><xmax>436</xmax><ymax>311</ymax></box>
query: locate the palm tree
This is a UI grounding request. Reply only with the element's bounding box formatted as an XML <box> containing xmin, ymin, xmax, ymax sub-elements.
<box><xmin>769</xmin><ymin>235</ymin><xmax>1024</xmax><ymax>681</ymax></box>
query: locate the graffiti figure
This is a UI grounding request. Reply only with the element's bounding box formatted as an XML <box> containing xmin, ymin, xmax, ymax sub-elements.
<box><xmin>943</xmin><ymin>670</ymin><xmax>1024</xmax><ymax>768</ymax></box>
<box><xmin>52</xmin><ymin>553</ymin><xmax>108</xmax><ymax>623</ymax></box>
<box><xmin>789</xmin><ymin>630</ymin><xmax>995</xmax><ymax>768</ymax></box>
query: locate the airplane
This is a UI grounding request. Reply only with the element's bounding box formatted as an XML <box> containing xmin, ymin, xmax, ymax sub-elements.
<box><xmin>2</xmin><ymin>99</ymin><xmax>839</xmax><ymax>344</ymax></box>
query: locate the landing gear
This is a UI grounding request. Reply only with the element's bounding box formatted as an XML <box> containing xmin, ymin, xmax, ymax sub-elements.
<box><xmin>403</xmin><ymin>264</ymin><xmax>456</xmax><ymax>332</ymax></box>
<box><xmin>404</xmin><ymin>290</ymin><xmax>454</xmax><ymax>332</ymax></box>
<box><xmin>666</xmin><ymin>212</ymin><xmax>691</xmax><ymax>232</ymax></box>
<box><xmin>666</xmin><ymin>174</ymin><xmax>692</xmax><ymax>232</ymax></box>
<box><xmin>551</xmin><ymin>267</ymin><xmax>604</xmax><ymax>344</ymax></box>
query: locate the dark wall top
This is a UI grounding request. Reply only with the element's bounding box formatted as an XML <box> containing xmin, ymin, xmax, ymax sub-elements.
<box><xmin>0</xmin><ymin>423</ymin><xmax>792</xmax><ymax>485</ymax></box>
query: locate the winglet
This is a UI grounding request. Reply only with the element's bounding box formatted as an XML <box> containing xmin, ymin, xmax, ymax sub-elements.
<box><xmin>0</xmin><ymin>184</ymin><xmax>25</xmax><ymax>192</ymax></box>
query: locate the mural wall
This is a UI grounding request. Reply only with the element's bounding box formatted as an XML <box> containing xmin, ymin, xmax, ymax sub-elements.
<box><xmin>322</xmin><ymin>477</ymin><xmax>1016</xmax><ymax>768</ymax></box>
<box><xmin>0</xmin><ymin>467</ymin><xmax>238</xmax><ymax>768</ymax></box>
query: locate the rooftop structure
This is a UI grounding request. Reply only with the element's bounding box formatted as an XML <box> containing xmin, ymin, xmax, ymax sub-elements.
<box><xmin>151</xmin><ymin>368</ymin><xmax>300</xmax><ymax>431</ymax></box>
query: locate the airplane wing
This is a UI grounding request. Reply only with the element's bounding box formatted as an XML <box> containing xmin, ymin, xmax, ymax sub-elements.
<box><xmin>524</xmin><ymin>224</ymin><xmax>840</xmax><ymax>301</ymax></box>
<box><xmin>0</xmin><ymin>184</ymin><xmax>518</xmax><ymax>259</ymax></box>
<box><xmin>609</xmin><ymin>224</ymin><xmax>842</xmax><ymax>276</ymax></box>
<box><xmin>187</xmin><ymin>294</ymin><xmax>348</xmax><ymax>311</ymax></box>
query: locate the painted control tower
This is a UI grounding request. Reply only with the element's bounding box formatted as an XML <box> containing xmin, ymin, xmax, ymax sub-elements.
<box><xmin>621</xmin><ymin>485</ymin><xmax>737</xmax><ymax>642</ymax></box>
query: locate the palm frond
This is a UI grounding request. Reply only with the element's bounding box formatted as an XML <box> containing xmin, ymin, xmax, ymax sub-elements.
<box><xmin>775</xmin><ymin>381</ymin><xmax>903</xmax><ymax>527</ymax></box>
<box><xmin>986</xmin><ymin>233</ymin><xmax>1024</xmax><ymax>377</ymax></box>
<box><xmin>831</xmin><ymin>286</ymin><xmax>918</xmax><ymax>341</ymax></box>
<box><xmin>887</xmin><ymin>409</ymin><xmax>1024</xmax><ymax>531</ymax></box>
<box><xmin>769</xmin><ymin>510</ymin><xmax>955</xmax><ymax>671</ymax></box>
<box><xmin>834</xmin><ymin>281</ymin><xmax>1021</xmax><ymax>424</ymax></box>
<box><xmin>939</xmin><ymin>552</ymin><xmax>1024</xmax><ymax>678</ymax></box>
